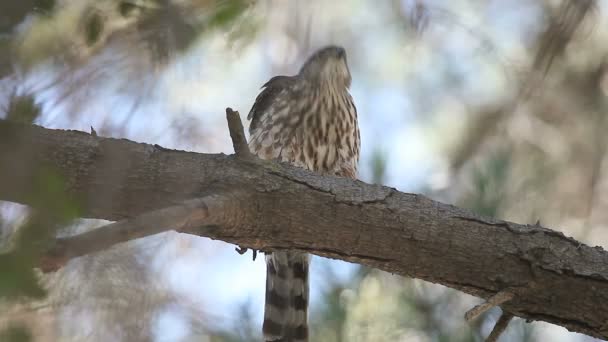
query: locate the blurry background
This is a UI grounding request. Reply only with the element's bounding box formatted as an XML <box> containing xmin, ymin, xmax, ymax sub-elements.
<box><xmin>0</xmin><ymin>0</ymin><xmax>606</xmax><ymax>341</ymax></box>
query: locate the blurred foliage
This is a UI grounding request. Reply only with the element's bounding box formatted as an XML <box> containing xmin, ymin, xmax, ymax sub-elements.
<box><xmin>4</xmin><ymin>94</ymin><xmax>41</xmax><ymax>124</ymax></box>
<box><xmin>6</xmin><ymin>0</ymin><xmax>253</xmax><ymax>71</ymax></box>
<box><xmin>370</xmin><ymin>148</ymin><xmax>388</xmax><ymax>185</ymax></box>
<box><xmin>0</xmin><ymin>324</ymin><xmax>32</xmax><ymax>342</ymax></box>
<box><xmin>0</xmin><ymin>253</ymin><xmax>46</xmax><ymax>300</ymax></box>
<box><xmin>83</xmin><ymin>10</ymin><xmax>104</xmax><ymax>47</ymax></box>
<box><xmin>461</xmin><ymin>150</ymin><xmax>511</xmax><ymax>218</ymax></box>
<box><xmin>0</xmin><ymin>1</ymin><xmax>55</xmax><ymax>34</ymax></box>
<box><xmin>0</xmin><ymin>167</ymin><xmax>79</xmax><ymax>296</ymax></box>
<box><xmin>208</xmin><ymin>0</ymin><xmax>249</xmax><ymax>29</ymax></box>
<box><xmin>0</xmin><ymin>168</ymin><xmax>79</xmax><ymax>338</ymax></box>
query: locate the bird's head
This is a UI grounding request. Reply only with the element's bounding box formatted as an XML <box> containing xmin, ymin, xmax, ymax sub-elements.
<box><xmin>298</xmin><ymin>45</ymin><xmax>351</xmax><ymax>88</ymax></box>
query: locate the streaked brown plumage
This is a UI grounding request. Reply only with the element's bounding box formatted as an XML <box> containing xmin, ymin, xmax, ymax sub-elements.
<box><xmin>248</xmin><ymin>45</ymin><xmax>360</xmax><ymax>342</ymax></box>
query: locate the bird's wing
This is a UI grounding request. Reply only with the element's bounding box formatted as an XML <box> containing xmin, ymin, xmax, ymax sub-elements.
<box><xmin>247</xmin><ymin>75</ymin><xmax>295</xmax><ymax>133</ymax></box>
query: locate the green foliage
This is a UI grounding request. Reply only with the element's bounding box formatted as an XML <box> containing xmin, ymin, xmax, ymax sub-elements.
<box><xmin>0</xmin><ymin>36</ymin><xmax>11</xmax><ymax>77</ymax></box>
<box><xmin>25</xmin><ymin>167</ymin><xmax>81</xmax><ymax>226</ymax></box>
<box><xmin>463</xmin><ymin>150</ymin><xmax>511</xmax><ymax>218</ymax></box>
<box><xmin>117</xmin><ymin>1</ymin><xmax>138</xmax><ymax>17</ymax></box>
<box><xmin>0</xmin><ymin>167</ymin><xmax>79</xmax><ymax>300</ymax></box>
<box><xmin>370</xmin><ymin>148</ymin><xmax>387</xmax><ymax>185</ymax></box>
<box><xmin>0</xmin><ymin>324</ymin><xmax>32</xmax><ymax>342</ymax></box>
<box><xmin>33</xmin><ymin>0</ymin><xmax>56</xmax><ymax>14</ymax></box>
<box><xmin>0</xmin><ymin>253</ymin><xmax>46</xmax><ymax>299</ymax></box>
<box><xmin>84</xmin><ymin>11</ymin><xmax>104</xmax><ymax>46</ymax></box>
<box><xmin>5</xmin><ymin>94</ymin><xmax>41</xmax><ymax>124</ymax></box>
<box><xmin>208</xmin><ymin>0</ymin><xmax>249</xmax><ymax>29</ymax></box>
<box><xmin>0</xmin><ymin>1</ymin><xmax>55</xmax><ymax>34</ymax></box>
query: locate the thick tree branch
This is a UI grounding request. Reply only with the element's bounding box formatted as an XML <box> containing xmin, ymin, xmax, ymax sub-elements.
<box><xmin>2</xmin><ymin>119</ymin><xmax>608</xmax><ymax>339</ymax></box>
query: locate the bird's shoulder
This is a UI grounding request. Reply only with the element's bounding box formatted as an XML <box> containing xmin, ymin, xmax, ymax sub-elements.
<box><xmin>247</xmin><ymin>75</ymin><xmax>297</xmax><ymax>133</ymax></box>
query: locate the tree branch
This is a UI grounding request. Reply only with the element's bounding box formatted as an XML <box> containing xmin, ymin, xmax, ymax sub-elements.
<box><xmin>465</xmin><ymin>289</ymin><xmax>515</xmax><ymax>322</ymax></box>
<box><xmin>225</xmin><ymin>107</ymin><xmax>253</xmax><ymax>158</ymax></box>
<box><xmin>2</xmin><ymin>119</ymin><xmax>608</xmax><ymax>339</ymax></box>
<box><xmin>39</xmin><ymin>193</ymin><xmax>247</xmax><ymax>272</ymax></box>
<box><xmin>486</xmin><ymin>312</ymin><xmax>514</xmax><ymax>342</ymax></box>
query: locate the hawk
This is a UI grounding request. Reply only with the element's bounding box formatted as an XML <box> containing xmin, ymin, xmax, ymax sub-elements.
<box><xmin>247</xmin><ymin>46</ymin><xmax>360</xmax><ymax>341</ymax></box>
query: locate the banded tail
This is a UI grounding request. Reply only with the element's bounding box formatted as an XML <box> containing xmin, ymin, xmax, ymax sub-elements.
<box><xmin>263</xmin><ymin>251</ymin><xmax>310</xmax><ymax>342</ymax></box>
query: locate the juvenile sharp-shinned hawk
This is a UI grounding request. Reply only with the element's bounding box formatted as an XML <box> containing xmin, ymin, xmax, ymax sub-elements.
<box><xmin>247</xmin><ymin>46</ymin><xmax>360</xmax><ymax>342</ymax></box>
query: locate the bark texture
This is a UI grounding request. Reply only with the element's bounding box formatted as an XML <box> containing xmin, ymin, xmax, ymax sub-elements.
<box><xmin>2</xmin><ymin>120</ymin><xmax>608</xmax><ymax>339</ymax></box>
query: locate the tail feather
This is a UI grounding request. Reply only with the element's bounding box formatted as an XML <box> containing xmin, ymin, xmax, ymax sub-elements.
<box><xmin>264</xmin><ymin>251</ymin><xmax>309</xmax><ymax>342</ymax></box>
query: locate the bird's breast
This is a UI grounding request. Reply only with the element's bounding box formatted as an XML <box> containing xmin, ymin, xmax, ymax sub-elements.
<box><xmin>248</xmin><ymin>86</ymin><xmax>359</xmax><ymax>178</ymax></box>
<box><xmin>300</xmin><ymin>93</ymin><xmax>357</xmax><ymax>175</ymax></box>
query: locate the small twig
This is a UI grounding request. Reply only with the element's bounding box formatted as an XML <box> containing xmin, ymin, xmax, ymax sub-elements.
<box><xmin>465</xmin><ymin>290</ymin><xmax>514</xmax><ymax>322</ymax></box>
<box><xmin>226</xmin><ymin>107</ymin><xmax>253</xmax><ymax>158</ymax></box>
<box><xmin>486</xmin><ymin>312</ymin><xmax>514</xmax><ymax>342</ymax></box>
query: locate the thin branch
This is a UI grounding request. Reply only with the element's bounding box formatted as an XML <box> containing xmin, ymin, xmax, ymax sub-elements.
<box><xmin>465</xmin><ymin>290</ymin><xmax>514</xmax><ymax>322</ymax></box>
<box><xmin>486</xmin><ymin>312</ymin><xmax>514</xmax><ymax>342</ymax></box>
<box><xmin>533</xmin><ymin>0</ymin><xmax>595</xmax><ymax>76</ymax></box>
<box><xmin>39</xmin><ymin>193</ymin><xmax>245</xmax><ymax>272</ymax></box>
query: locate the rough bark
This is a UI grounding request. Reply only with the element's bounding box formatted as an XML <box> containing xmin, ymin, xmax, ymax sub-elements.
<box><xmin>2</xmin><ymin>120</ymin><xmax>608</xmax><ymax>339</ymax></box>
